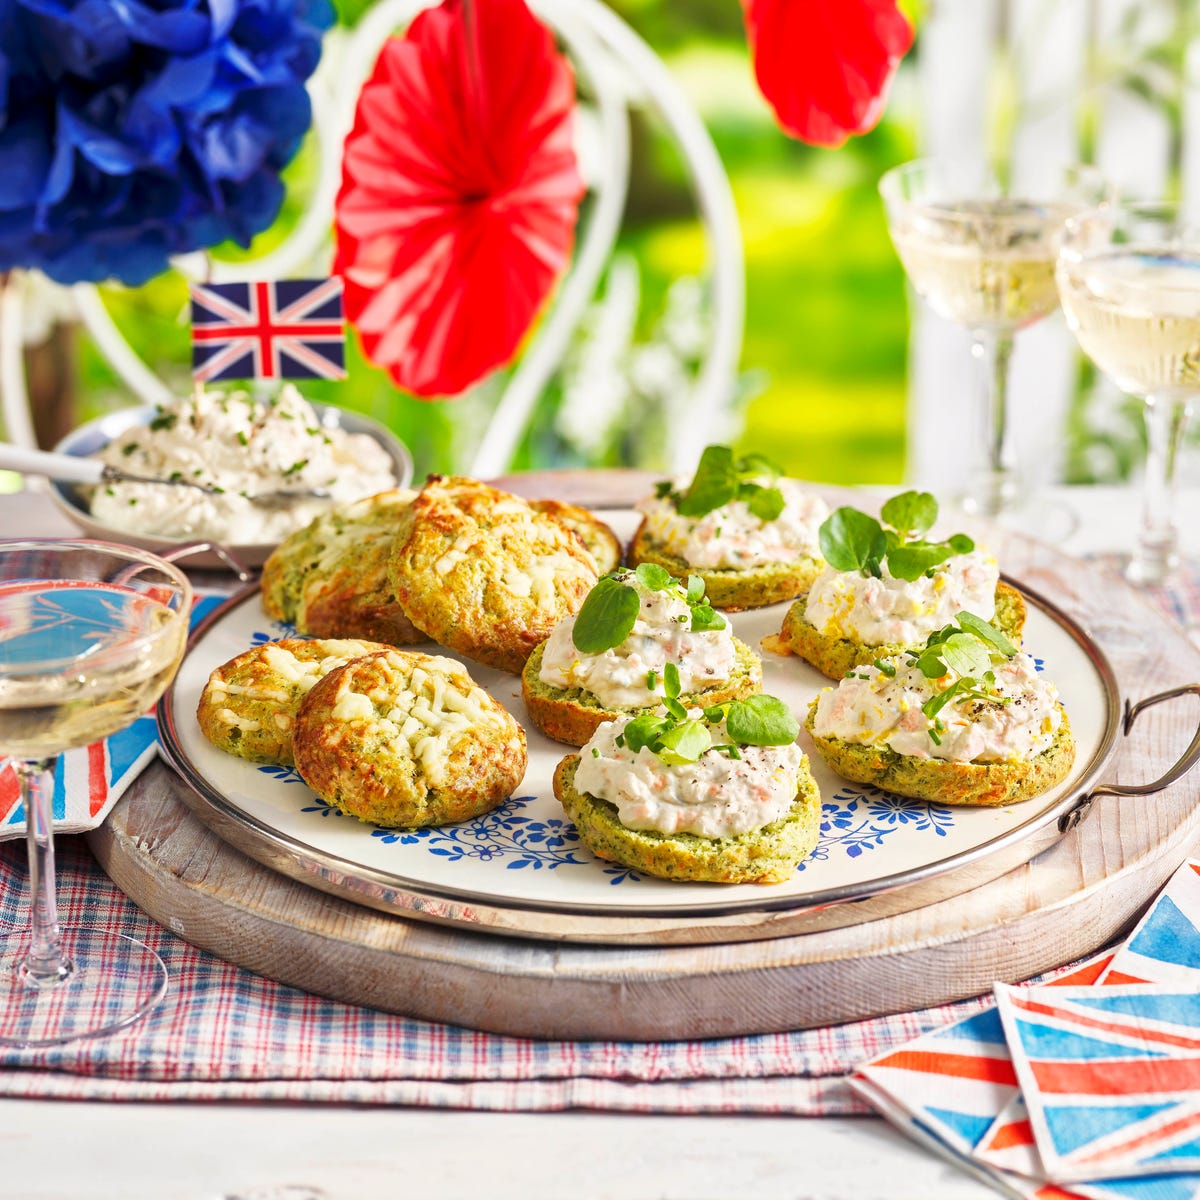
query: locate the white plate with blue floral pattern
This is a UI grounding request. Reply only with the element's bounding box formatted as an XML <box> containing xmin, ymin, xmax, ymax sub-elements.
<box><xmin>157</xmin><ymin>534</ymin><xmax>1122</xmax><ymax>944</ymax></box>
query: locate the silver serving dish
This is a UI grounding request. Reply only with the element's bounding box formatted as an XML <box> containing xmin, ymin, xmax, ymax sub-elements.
<box><xmin>48</xmin><ymin>402</ymin><xmax>415</xmax><ymax>571</ymax></box>
<box><xmin>155</xmin><ymin>537</ymin><xmax>1200</xmax><ymax>947</ymax></box>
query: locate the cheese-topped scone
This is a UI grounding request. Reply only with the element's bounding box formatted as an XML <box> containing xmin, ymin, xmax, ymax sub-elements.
<box><xmin>773</xmin><ymin>491</ymin><xmax>1025</xmax><ymax>679</ymax></box>
<box><xmin>806</xmin><ymin>612</ymin><xmax>1074</xmax><ymax>806</ymax></box>
<box><xmin>196</xmin><ymin>637</ymin><xmax>390</xmax><ymax>766</ymax></box>
<box><xmin>529</xmin><ymin>499</ymin><xmax>622</xmax><ymax>575</ymax></box>
<box><xmin>261</xmin><ymin>489</ymin><xmax>424</xmax><ymax>645</ymax></box>
<box><xmin>292</xmin><ymin>648</ymin><xmax>527</xmax><ymax>828</ymax></box>
<box><xmin>388</xmin><ymin>476</ymin><xmax>600</xmax><ymax>674</ymax></box>
<box><xmin>628</xmin><ymin>445</ymin><xmax>828</xmax><ymax>610</ymax></box>
<box><xmin>552</xmin><ymin>694</ymin><xmax>820</xmax><ymax>884</ymax></box>
<box><xmin>522</xmin><ymin>566</ymin><xmax>761</xmax><ymax>746</ymax></box>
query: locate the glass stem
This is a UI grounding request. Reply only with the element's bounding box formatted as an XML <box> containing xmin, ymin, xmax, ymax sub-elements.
<box><xmin>16</xmin><ymin>758</ymin><xmax>72</xmax><ymax>987</ymax></box>
<box><xmin>1129</xmin><ymin>393</ymin><xmax>1194</xmax><ymax>586</ymax></box>
<box><xmin>970</xmin><ymin>328</ymin><xmax>1017</xmax><ymax>517</ymax></box>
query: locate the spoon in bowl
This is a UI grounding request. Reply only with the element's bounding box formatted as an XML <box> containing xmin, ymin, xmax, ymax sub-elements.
<box><xmin>0</xmin><ymin>444</ymin><xmax>334</xmax><ymax>508</ymax></box>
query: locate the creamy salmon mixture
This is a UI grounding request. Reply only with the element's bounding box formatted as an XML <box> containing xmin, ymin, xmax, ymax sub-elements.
<box><xmin>811</xmin><ymin>652</ymin><xmax>1061</xmax><ymax>763</ymax></box>
<box><xmin>804</xmin><ymin>550</ymin><xmax>998</xmax><ymax>646</ymax></box>
<box><xmin>539</xmin><ymin>573</ymin><xmax>737</xmax><ymax>708</ymax></box>
<box><xmin>635</xmin><ymin>479</ymin><xmax>828</xmax><ymax>570</ymax></box>
<box><xmin>575</xmin><ymin>714</ymin><xmax>805</xmax><ymax>838</ymax></box>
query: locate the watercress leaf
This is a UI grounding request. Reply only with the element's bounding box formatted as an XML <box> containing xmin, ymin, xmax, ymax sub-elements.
<box><xmin>948</xmin><ymin>533</ymin><xmax>975</xmax><ymax>554</ymax></box>
<box><xmin>653</xmin><ymin>479</ymin><xmax>673</xmax><ymax>499</ymax></box>
<box><xmin>818</xmin><ymin>507</ymin><xmax>888</xmax><ymax>574</ymax></box>
<box><xmin>685</xmin><ymin>575</ymin><xmax>706</xmax><ymax>605</ymax></box>
<box><xmin>746</xmin><ymin>485</ymin><xmax>785</xmax><ymax>522</ymax></box>
<box><xmin>572</xmin><ymin>577</ymin><xmax>640</xmax><ymax>654</ymax></box>
<box><xmin>736</xmin><ymin>451</ymin><xmax>783</xmax><ymax>479</ymax></box>
<box><xmin>938</xmin><ymin>633</ymin><xmax>992</xmax><ymax>678</ymax></box>
<box><xmin>725</xmin><ymin>693</ymin><xmax>799</xmax><ymax>746</ymax></box>
<box><xmin>621</xmin><ymin>714</ymin><xmax>668</xmax><ymax>754</ymax></box>
<box><xmin>634</xmin><ymin>562</ymin><xmax>674</xmax><ymax>592</ymax></box>
<box><xmin>676</xmin><ymin>445</ymin><xmax>737</xmax><ymax>517</ymax></box>
<box><xmin>689</xmin><ymin>604</ymin><xmax>726</xmax><ymax>633</ymax></box>
<box><xmin>887</xmin><ymin>541</ymin><xmax>955</xmax><ymax>581</ymax></box>
<box><xmin>880</xmin><ymin>490</ymin><xmax>938</xmax><ymax>539</ymax></box>
<box><xmin>915</xmin><ymin>647</ymin><xmax>950</xmax><ymax>678</ymax></box>
<box><xmin>702</xmin><ymin>703</ymin><xmax>729</xmax><ymax>723</ymax></box>
<box><xmin>956</xmin><ymin>611</ymin><xmax>1017</xmax><ymax>656</ymax></box>
<box><xmin>654</xmin><ymin>719</ymin><xmax>712</xmax><ymax>765</ymax></box>
<box><xmin>663</xmin><ymin>661</ymin><xmax>681</xmax><ymax>699</ymax></box>
<box><xmin>663</xmin><ymin>696</ymin><xmax>688</xmax><ymax>721</ymax></box>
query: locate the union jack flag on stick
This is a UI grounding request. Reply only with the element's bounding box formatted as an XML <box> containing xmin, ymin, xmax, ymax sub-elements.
<box><xmin>190</xmin><ymin>278</ymin><xmax>346</xmax><ymax>383</ymax></box>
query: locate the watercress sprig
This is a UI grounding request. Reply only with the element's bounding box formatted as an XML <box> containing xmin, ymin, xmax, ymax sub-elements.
<box><xmin>571</xmin><ymin>565</ymin><xmax>726</xmax><ymax>655</ymax></box>
<box><xmin>904</xmin><ymin>612</ymin><xmax>1017</xmax><ymax>745</ymax></box>
<box><xmin>654</xmin><ymin>444</ymin><xmax>785</xmax><ymax>521</ymax></box>
<box><xmin>818</xmin><ymin>490</ymin><xmax>975</xmax><ymax>581</ymax></box>
<box><xmin>613</xmin><ymin>686</ymin><xmax>799</xmax><ymax>766</ymax></box>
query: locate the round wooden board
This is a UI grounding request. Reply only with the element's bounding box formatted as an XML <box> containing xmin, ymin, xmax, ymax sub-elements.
<box><xmin>86</xmin><ymin>482</ymin><xmax>1200</xmax><ymax>1041</ymax></box>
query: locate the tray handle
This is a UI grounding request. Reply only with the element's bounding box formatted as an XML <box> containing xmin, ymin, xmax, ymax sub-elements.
<box><xmin>160</xmin><ymin>541</ymin><xmax>255</xmax><ymax>583</ymax></box>
<box><xmin>1059</xmin><ymin>683</ymin><xmax>1200</xmax><ymax>832</ymax></box>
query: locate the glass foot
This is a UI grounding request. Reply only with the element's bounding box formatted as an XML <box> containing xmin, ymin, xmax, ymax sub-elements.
<box><xmin>952</xmin><ymin>489</ymin><xmax>1080</xmax><ymax>546</ymax></box>
<box><xmin>0</xmin><ymin>930</ymin><xmax>167</xmax><ymax>1048</ymax></box>
<box><xmin>1125</xmin><ymin>543</ymin><xmax>1178</xmax><ymax>588</ymax></box>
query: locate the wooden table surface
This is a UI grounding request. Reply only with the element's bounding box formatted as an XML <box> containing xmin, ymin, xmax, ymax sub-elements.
<box><xmin>5</xmin><ymin>481</ymin><xmax>1200</xmax><ymax>1200</ymax></box>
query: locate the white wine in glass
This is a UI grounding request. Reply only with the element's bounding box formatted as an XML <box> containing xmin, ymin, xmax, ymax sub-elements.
<box><xmin>1057</xmin><ymin>202</ymin><xmax>1199</xmax><ymax>585</ymax></box>
<box><xmin>880</xmin><ymin>160</ymin><xmax>1111</xmax><ymax>520</ymax></box>
<box><xmin>0</xmin><ymin>540</ymin><xmax>191</xmax><ymax>1047</ymax></box>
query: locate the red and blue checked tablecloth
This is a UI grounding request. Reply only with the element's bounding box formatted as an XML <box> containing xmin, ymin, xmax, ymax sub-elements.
<box><xmin>0</xmin><ymin>558</ymin><xmax>1195</xmax><ymax>1111</ymax></box>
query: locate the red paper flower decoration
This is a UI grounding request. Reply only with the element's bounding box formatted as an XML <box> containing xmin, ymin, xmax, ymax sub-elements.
<box><xmin>335</xmin><ymin>0</ymin><xmax>584</xmax><ymax>398</ymax></box>
<box><xmin>743</xmin><ymin>0</ymin><xmax>914</xmax><ymax>148</ymax></box>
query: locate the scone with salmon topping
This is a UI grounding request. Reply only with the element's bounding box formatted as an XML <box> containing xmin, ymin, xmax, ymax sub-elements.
<box><xmin>806</xmin><ymin>612</ymin><xmax>1074</xmax><ymax>806</ymax></box>
<box><xmin>196</xmin><ymin>637</ymin><xmax>389</xmax><ymax>766</ymax></box>
<box><xmin>388</xmin><ymin>476</ymin><xmax>600</xmax><ymax>674</ymax></box>
<box><xmin>772</xmin><ymin>491</ymin><xmax>1025</xmax><ymax>680</ymax></box>
<box><xmin>553</xmin><ymin>694</ymin><xmax>820</xmax><ymax>884</ymax></box>
<box><xmin>628</xmin><ymin>445</ymin><xmax>828</xmax><ymax>610</ymax></box>
<box><xmin>260</xmin><ymin>489</ymin><xmax>423</xmax><ymax>645</ymax></box>
<box><xmin>293</xmin><ymin>648</ymin><xmax>527</xmax><ymax>828</ymax></box>
<box><xmin>523</xmin><ymin>565</ymin><xmax>761</xmax><ymax>747</ymax></box>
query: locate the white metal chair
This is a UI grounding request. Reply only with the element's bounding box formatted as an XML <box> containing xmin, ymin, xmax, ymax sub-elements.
<box><xmin>0</xmin><ymin>0</ymin><xmax>744</xmax><ymax>478</ymax></box>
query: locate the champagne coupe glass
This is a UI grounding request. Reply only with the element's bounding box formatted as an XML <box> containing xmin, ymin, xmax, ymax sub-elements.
<box><xmin>0</xmin><ymin>539</ymin><xmax>191</xmax><ymax>1047</ymax></box>
<box><xmin>1058</xmin><ymin>201</ymin><xmax>1198</xmax><ymax>586</ymax></box>
<box><xmin>879</xmin><ymin>158</ymin><xmax>1112</xmax><ymax>522</ymax></box>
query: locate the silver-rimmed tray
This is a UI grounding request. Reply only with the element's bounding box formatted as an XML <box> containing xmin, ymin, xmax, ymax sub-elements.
<box><xmin>157</xmin><ymin>517</ymin><xmax>1182</xmax><ymax>946</ymax></box>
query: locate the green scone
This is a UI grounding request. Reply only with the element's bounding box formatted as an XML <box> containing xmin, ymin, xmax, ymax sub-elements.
<box><xmin>778</xmin><ymin>581</ymin><xmax>1027</xmax><ymax>681</ymax></box>
<box><xmin>804</xmin><ymin>700</ymin><xmax>1075</xmax><ymax>807</ymax></box>
<box><xmin>522</xmin><ymin>636</ymin><xmax>763</xmax><ymax>748</ymax></box>
<box><xmin>552</xmin><ymin>754</ymin><xmax>821</xmax><ymax>884</ymax></box>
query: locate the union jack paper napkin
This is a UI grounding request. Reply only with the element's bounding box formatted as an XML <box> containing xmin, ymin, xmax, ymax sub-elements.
<box><xmin>852</xmin><ymin>858</ymin><xmax>1200</xmax><ymax>1200</ymax></box>
<box><xmin>998</xmin><ymin>984</ymin><xmax>1200</xmax><ymax>1184</ymax></box>
<box><xmin>0</xmin><ymin>592</ymin><xmax>225</xmax><ymax>840</ymax></box>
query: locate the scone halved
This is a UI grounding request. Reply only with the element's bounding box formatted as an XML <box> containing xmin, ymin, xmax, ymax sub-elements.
<box><xmin>777</xmin><ymin>581</ymin><xmax>1027</xmax><ymax>681</ymax></box>
<box><xmin>804</xmin><ymin>702</ymin><xmax>1075</xmax><ymax>807</ymax></box>
<box><xmin>553</xmin><ymin>754</ymin><xmax>820</xmax><ymax>884</ymax></box>
<box><xmin>627</xmin><ymin>519</ymin><xmax>823</xmax><ymax>612</ymax></box>
<box><xmin>522</xmin><ymin>637</ymin><xmax>763</xmax><ymax>747</ymax></box>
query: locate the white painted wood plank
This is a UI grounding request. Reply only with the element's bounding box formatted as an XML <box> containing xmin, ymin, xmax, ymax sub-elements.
<box><xmin>0</xmin><ymin>1105</ymin><xmax>998</xmax><ymax>1200</ymax></box>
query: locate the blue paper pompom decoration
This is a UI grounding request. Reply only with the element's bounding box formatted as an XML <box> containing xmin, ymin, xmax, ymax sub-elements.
<box><xmin>0</xmin><ymin>0</ymin><xmax>333</xmax><ymax>286</ymax></box>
